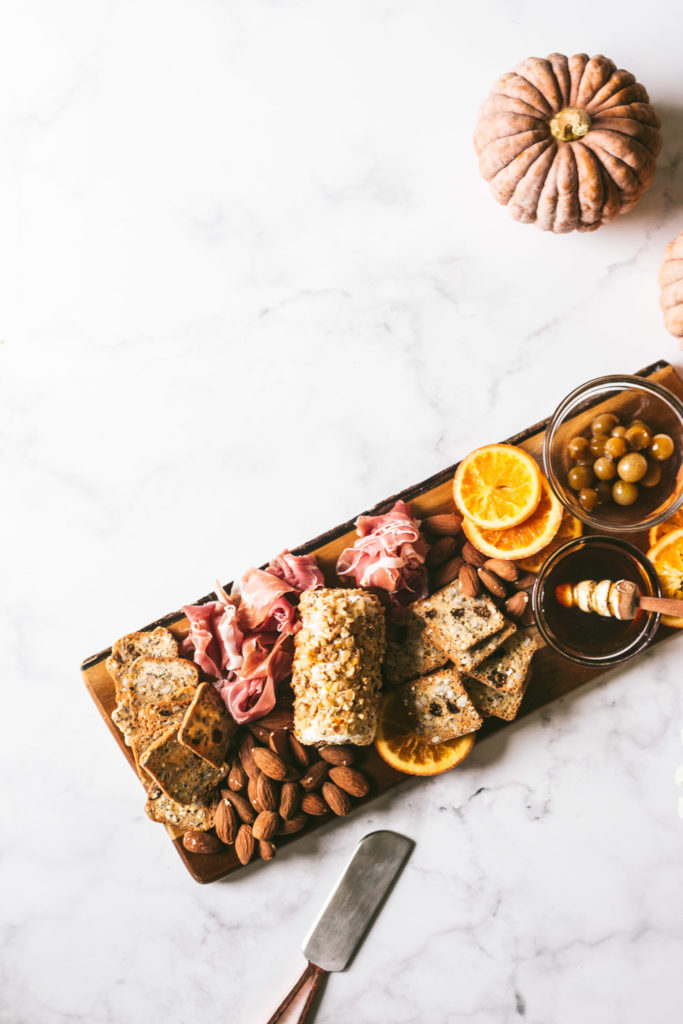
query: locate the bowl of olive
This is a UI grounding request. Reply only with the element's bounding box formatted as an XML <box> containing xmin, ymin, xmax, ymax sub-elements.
<box><xmin>543</xmin><ymin>374</ymin><xmax>683</xmax><ymax>532</ymax></box>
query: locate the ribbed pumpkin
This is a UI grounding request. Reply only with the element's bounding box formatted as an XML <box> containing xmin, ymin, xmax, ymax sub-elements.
<box><xmin>474</xmin><ymin>53</ymin><xmax>662</xmax><ymax>233</ymax></box>
<box><xmin>659</xmin><ymin>231</ymin><xmax>683</xmax><ymax>340</ymax></box>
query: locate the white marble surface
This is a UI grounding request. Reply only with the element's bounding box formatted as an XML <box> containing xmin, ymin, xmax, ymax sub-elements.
<box><xmin>2</xmin><ymin>1</ymin><xmax>683</xmax><ymax>1021</ymax></box>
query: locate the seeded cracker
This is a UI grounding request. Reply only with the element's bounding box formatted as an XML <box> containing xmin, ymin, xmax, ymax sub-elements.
<box><xmin>417</xmin><ymin>580</ymin><xmax>505</xmax><ymax>658</ymax></box>
<box><xmin>463</xmin><ymin>630</ymin><xmax>537</xmax><ymax>695</ymax></box>
<box><xmin>456</xmin><ymin>620</ymin><xmax>517</xmax><ymax>673</ymax></box>
<box><xmin>466</xmin><ymin>665</ymin><xmax>534</xmax><ymax>722</ymax></box>
<box><xmin>383</xmin><ymin>607</ymin><xmax>448</xmax><ymax>686</ymax></box>
<box><xmin>178</xmin><ymin>681</ymin><xmax>236</xmax><ymax>768</ymax></box>
<box><xmin>107</xmin><ymin>627</ymin><xmax>178</xmax><ymax>703</ymax></box>
<box><xmin>145</xmin><ymin>783</ymin><xmax>219</xmax><ymax>831</ymax></box>
<box><xmin>140</xmin><ymin>723</ymin><xmax>228</xmax><ymax>804</ymax></box>
<box><xmin>398</xmin><ymin>666</ymin><xmax>482</xmax><ymax>743</ymax></box>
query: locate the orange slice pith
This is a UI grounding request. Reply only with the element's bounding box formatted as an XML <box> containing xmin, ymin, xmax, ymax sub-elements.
<box><xmin>462</xmin><ymin>476</ymin><xmax>563</xmax><ymax>560</ymax></box>
<box><xmin>375</xmin><ymin>691</ymin><xmax>476</xmax><ymax>776</ymax></box>
<box><xmin>453</xmin><ymin>444</ymin><xmax>542</xmax><ymax>530</ymax></box>
<box><xmin>516</xmin><ymin>509</ymin><xmax>583</xmax><ymax>573</ymax></box>
<box><xmin>648</xmin><ymin>507</ymin><xmax>683</xmax><ymax>548</ymax></box>
<box><xmin>646</xmin><ymin>527</ymin><xmax>683</xmax><ymax>628</ymax></box>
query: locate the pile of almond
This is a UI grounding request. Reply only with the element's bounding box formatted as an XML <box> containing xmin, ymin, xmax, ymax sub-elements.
<box><xmin>182</xmin><ymin>707</ymin><xmax>370</xmax><ymax>863</ymax></box>
<box><xmin>423</xmin><ymin>514</ymin><xmax>536</xmax><ymax>624</ymax></box>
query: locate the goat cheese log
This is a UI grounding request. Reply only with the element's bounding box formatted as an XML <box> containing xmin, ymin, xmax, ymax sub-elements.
<box><xmin>292</xmin><ymin>588</ymin><xmax>385</xmax><ymax>746</ymax></box>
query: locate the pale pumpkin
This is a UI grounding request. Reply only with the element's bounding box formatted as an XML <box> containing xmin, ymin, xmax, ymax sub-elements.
<box><xmin>659</xmin><ymin>231</ymin><xmax>683</xmax><ymax>340</ymax></box>
<box><xmin>474</xmin><ymin>53</ymin><xmax>662</xmax><ymax>233</ymax></box>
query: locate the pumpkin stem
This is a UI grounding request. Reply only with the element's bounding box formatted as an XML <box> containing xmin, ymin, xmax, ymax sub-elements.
<box><xmin>549</xmin><ymin>107</ymin><xmax>592</xmax><ymax>142</ymax></box>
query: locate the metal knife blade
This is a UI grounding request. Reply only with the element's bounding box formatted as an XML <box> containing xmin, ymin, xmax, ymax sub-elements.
<box><xmin>302</xmin><ymin>830</ymin><xmax>414</xmax><ymax>972</ymax></box>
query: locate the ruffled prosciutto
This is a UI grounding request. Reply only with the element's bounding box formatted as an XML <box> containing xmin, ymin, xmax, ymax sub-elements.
<box><xmin>267</xmin><ymin>550</ymin><xmax>325</xmax><ymax>591</ymax></box>
<box><xmin>336</xmin><ymin>499</ymin><xmax>429</xmax><ymax>616</ymax></box>
<box><xmin>183</xmin><ymin>553</ymin><xmax>323</xmax><ymax>724</ymax></box>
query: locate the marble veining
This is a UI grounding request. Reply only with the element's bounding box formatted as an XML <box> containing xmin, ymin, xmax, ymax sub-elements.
<box><xmin>3</xmin><ymin>1</ymin><xmax>683</xmax><ymax>1021</ymax></box>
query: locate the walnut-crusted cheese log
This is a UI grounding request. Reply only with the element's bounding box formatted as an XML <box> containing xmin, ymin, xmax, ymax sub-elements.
<box><xmin>292</xmin><ymin>588</ymin><xmax>385</xmax><ymax>746</ymax></box>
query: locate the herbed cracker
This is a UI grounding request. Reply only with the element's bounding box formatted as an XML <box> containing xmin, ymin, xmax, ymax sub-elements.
<box><xmin>145</xmin><ymin>783</ymin><xmax>219</xmax><ymax>830</ymax></box>
<box><xmin>140</xmin><ymin>724</ymin><xmax>228</xmax><ymax>804</ymax></box>
<box><xmin>106</xmin><ymin>628</ymin><xmax>178</xmax><ymax>702</ymax></box>
<box><xmin>178</xmin><ymin>682</ymin><xmax>236</xmax><ymax>768</ymax></box>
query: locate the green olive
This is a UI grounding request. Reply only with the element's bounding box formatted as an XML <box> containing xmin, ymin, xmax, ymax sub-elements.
<box><xmin>568</xmin><ymin>436</ymin><xmax>591</xmax><ymax>460</ymax></box>
<box><xmin>578</xmin><ymin>488</ymin><xmax>599</xmax><ymax>512</ymax></box>
<box><xmin>591</xmin><ymin>413</ymin><xmax>619</xmax><ymax>436</ymax></box>
<box><xmin>641</xmin><ymin>462</ymin><xmax>662</xmax><ymax>488</ymax></box>
<box><xmin>593</xmin><ymin>457</ymin><xmax>616</xmax><ymax>481</ymax></box>
<box><xmin>612</xmin><ymin>480</ymin><xmax>639</xmax><ymax>506</ymax></box>
<box><xmin>625</xmin><ymin>424</ymin><xmax>652</xmax><ymax>451</ymax></box>
<box><xmin>604</xmin><ymin>436</ymin><xmax>627</xmax><ymax>460</ymax></box>
<box><xmin>568</xmin><ymin>464</ymin><xmax>595</xmax><ymax>491</ymax></box>
<box><xmin>617</xmin><ymin>452</ymin><xmax>648</xmax><ymax>482</ymax></box>
<box><xmin>611</xmin><ymin>425</ymin><xmax>628</xmax><ymax>439</ymax></box>
<box><xmin>589</xmin><ymin>435</ymin><xmax>608</xmax><ymax>458</ymax></box>
<box><xmin>595</xmin><ymin>481</ymin><xmax>613</xmax><ymax>504</ymax></box>
<box><xmin>649</xmin><ymin>433</ymin><xmax>674</xmax><ymax>461</ymax></box>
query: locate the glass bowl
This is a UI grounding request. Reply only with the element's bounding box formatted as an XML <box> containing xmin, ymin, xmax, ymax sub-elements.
<box><xmin>532</xmin><ymin>535</ymin><xmax>661</xmax><ymax>667</ymax></box>
<box><xmin>543</xmin><ymin>374</ymin><xmax>683</xmax><ymax>532</ymax></box>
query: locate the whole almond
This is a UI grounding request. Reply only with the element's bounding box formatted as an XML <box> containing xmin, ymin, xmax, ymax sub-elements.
<box><xmin>301</xmin><ymin>792</ymin><xmax>329</xmax><ymax>816</ymax></box>
<box><xmin>220</xmin><ymin>790</ymin><xmax>255</xmax><ymax>824</ymax></box>
<box><xmin>462</xmin><ymin>541</ymin><xmax>487</xmax><ymax>568</ymax></box>
<box><xmin>279</xmin><ymin>781</ymin><xmax>301</xmax><ymax>820</ymax></box>
<box><xmin>248</xmin><ymin>775</ymin><xmax>263</xmax><ymax>813</ymax></box>
<box><xmin>459</xmin><ymin>563</ymin><xmax>480</xmax><ymax>598</ymax></box>
<box><xmin>520</xmin><ymin>600</ymin><xmax>535</xmax><ymax>626</ymax></box>
<box><xmin>278</xmin><ymin>812</ymin><xmax>308</xmax><ymax>835</ymax></box>
<box><xmin>252</xmin><ymin>810</ymin><xmax>281</xmax><ymax>841</ymax></box>
<box><xmin>239</xmin><ymin>732</ymin><xmax>260</xmax><ymax>779</ymax></box>
<box><xmin>235</xmin><ymin>823</ymin><xmax>255</xmax><ymax>865</ymax></box>
<box><xmin>227</xmin><ymin>758</ymin><xmax>247</xmax><ymax>792</ymax></box>
<box><xmin>269</xmin><ymin>729</ymin><xmax>291</xmax><ymax>763</ymax></box>
<box><xmin>258</xmin><ymin>839</ymin><xmax>277</xmax><ymax>861</ymax></box>
<box><xmin>515</xmin><ymin>572</ymin><xmax>537</xmax><ymax>591</ymax></box>
<box><xmin>422</xmin><ymin>513</ymin><xmax>463</xmax><ymax>536</ymax></box>
<box><xmin>288</xmin><ymin>733</ymin><xmax>310</xmax><ymax>769</ymax></box>
<box><xmin>478</xmin><ymin>568</ymin><xmax>507</xmax><ymax>599</ymax></box>
<box><xmin>246</xmin><ymin>722</ymin><xmax>271</xmax><ymax>744</ymax></box>
<box><xmin>432</xmin><ymin>555</ymin><xmax>465</xmax><ymax>589</ymax></box>
<box><xmin>329</xmin><ymin>766</ymin><xmax>370</xmax><ymax>798</ymax></box>
<box><xmin>300</xmin><ymin>761</ymin><xmax>329</xmax><ymax>791</ymax></box>
<box><xmin>505</xmin><ymin>591</ymin><xmax>529</xmax><ymax>621</ymax></box>
<box><xmin>252</xmin><ymin>747</ymin><xmax>289</xmax><ymax>781</ymax></box>
<box><xmin>182</xmin><ymin>830</ymin><xmax>222</xmax><ymax>855</ymax></box>
<box><xmin>319</xmin><ymin>745</ymin><xmax>354</xmax><ymax>766</ymax></box>
<box><xmin>255</xmin><ymin>706</ymin><xmax>294</xmax><ymax>731</ymax></box>
<box><xmin>322</xmin><ymin>781</ymin><xmax>352</xmax><ymax>816</ymax></box>
<box><xmin>484</xmin><ymin>558</ymin><xmax>518</xmax><ymax>582</ymax></box>
<box><xmin>214</xmin><ymin>799</ymin><xmax>238</xmax><ymax>845</ymax></box>
<box><xmin>426</xmin><ymin>536</ymin><xmax>458</xmax><ymax>568</ymax></box>
<box><xmin>256</xmin><ymin>772</ymin><xmax>279</xmax><ymax>812</ymax></box>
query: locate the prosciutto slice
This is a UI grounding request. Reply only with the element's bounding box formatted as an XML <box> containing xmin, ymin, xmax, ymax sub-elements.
<box><xmin>336</xmin><ymin>499</ymin><xmax>429</xmax><ymax>615</ymax></box>
<box><xmin>267</xmin><ymin>550</ymin><xmax>325</xmax><ymax>591</ymax></box>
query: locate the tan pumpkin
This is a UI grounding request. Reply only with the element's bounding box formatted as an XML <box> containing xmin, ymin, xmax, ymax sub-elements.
<box><xmin>659</xmin><ymin>231</ymin><xmax>683</xmax><ymax>340</ymax></box>
<box><xmin>474</xmin><ymin>53</ymin><xmax>662</xmax><ymax>233</ymax></box>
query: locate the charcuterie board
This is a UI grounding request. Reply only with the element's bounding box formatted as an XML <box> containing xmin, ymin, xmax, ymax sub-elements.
<box><xmin>81</xmin><ymin>358</ymin><xmax>683</xmax><ymax>883</ymax></box>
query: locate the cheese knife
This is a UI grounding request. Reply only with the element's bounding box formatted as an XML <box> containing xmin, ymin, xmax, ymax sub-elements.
<box><xmin>266</xmin><ymin>829</ymin><xmax>414</xmax><ymax>1024</ymax></box>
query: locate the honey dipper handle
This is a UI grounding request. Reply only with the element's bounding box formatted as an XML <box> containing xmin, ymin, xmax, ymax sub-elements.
<box><xmin>639</xmin><ymin>596</ymin><xmax>683</xmax><ymax>617</ymax></box>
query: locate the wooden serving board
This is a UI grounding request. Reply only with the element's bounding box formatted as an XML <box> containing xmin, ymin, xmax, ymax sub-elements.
<box><xmin>82</xmin><ymin>359</ymin><xmax>683</xmax><ymax>883</ymax></box>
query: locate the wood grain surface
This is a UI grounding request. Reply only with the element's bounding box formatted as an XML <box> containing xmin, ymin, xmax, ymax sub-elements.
<box><xmin>81</xmin><ymin>359</ymin><xmax>683</xmax><ymax>883</ymax></box>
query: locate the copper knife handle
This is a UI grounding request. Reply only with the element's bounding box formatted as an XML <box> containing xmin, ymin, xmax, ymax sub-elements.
<box><xmin>266</xmin><ymin>961</ymin><xmax>327</xmax><ymax>1024</ymax></box>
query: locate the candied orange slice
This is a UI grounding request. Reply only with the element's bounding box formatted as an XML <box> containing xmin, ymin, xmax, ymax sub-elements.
<box><xmin>374</xmin><ymin>691</ymin><xmax>476</xmax><ymax>776</ymax></box>
<box><xmin>462</xmin><ymin>476</ymin><xmax>563</xmax><ymax>560</ymax></box>
<box><xmin>453</xmin><ymin>444</ymin><xmax>542</xmax><ymax>530</ymax></box>
<box><xmin>648</xmin><ymin>507</ymin><xmax>683</xmax><ymax>548</ymax></box>
<box><xmin>646</xmin><ymin>527</ymin><xmax>683</xmax><ymax>628</ymax></box>
<box><xmin>516</xmin><ymin>509</ymin><xmax>583</xmax><ymax>573</ymax></box>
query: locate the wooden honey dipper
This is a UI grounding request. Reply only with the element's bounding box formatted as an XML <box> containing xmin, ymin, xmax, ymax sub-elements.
<box><xmin>555</xmin><ymin>579</ymin><xmax>683</xmax><ymax>620</ymax></box>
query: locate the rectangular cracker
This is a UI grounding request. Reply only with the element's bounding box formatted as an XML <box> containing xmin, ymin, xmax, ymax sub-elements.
<box><xmin>383</xmin><ymin>609</ymin><xmax>448</xmax><ymax>686</ymax></box>
<box><xmin>417</xmin><ymin>581</ymin><xmax>506</xmax><ymax>658</ymax></box>
<box><xmin>178</xmin><ymin>682</ymin><xmax>236</xmax><ymax>768</ymax></box>
<box><xmin>140</xmin><ymin>724</ymin><xmax>228</xmax><ymax>804</ymax></box>
<box><xmin>463</xmin><ymin>630</ymin><xmax>537</xmax><ymax>695</ymax></box>
<box><xmin>397</xmin><ymin>666</ymin><xmax>483</xmax><ymax>744</ymax></box>
<box><xmin>107</xmin><ymin>628</ymin><xmax>178</xmax><ymax>702</ymax></box>
<box><xmin>145</xmin><ymin>783</ymin><xmax>219</xmax><ymax>830</ymax></box>
<box><xmin>456</xmin><ymin>620</ymin><xmax>517</xmax><ymax>673</ymax></box>
<box><xmin>117</xmin><ymin>656</ymin><xmax>199</xmax><ymax>749</ymax></box>
<box><xmin>465</xmin><ymin>665</ymin><xmax>534</xmax><ymax>722</ymax></box>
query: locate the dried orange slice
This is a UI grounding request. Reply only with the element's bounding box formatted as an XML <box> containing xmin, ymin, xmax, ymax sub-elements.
<box><xmin>462</xmin><ymin>476</ymin><xmax>563</xmax><ymax>560</ymax></box>
<box><xmin>646</xmin><ymin>527</ymin><xmax>683</xmax><ymax>627</ymax></box>
<box><xmin>516</xmin><ymin>509</ymin><xmax>583</xmax><ymax>573</ymax></box>
<box><xmin>453</xmin><ymin>444</ymin><xmax>542</xmax><ymax>530</ymax></box>
<box><xmin>648</xmin><ymin>507</ymin><xmax>683</xmax><ymax>548</ymax></box>
<box><xmin>374</xmin><ymin>691</ymin><xmax>476</xmax><ymax>776</ymax></box>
